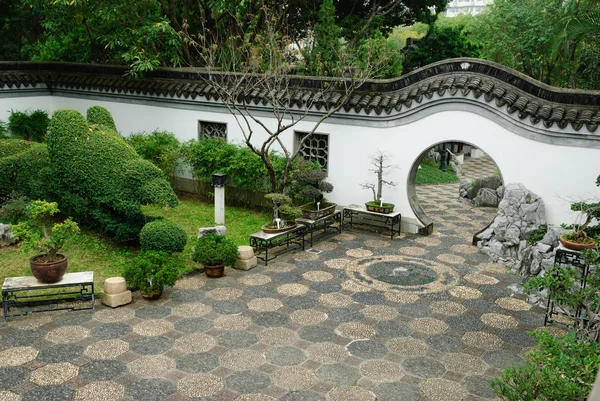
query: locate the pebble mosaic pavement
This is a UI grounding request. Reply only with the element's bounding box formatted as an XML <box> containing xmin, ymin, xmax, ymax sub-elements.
<box><xmin>0</xmin><ymin>172</ymin><xmax>556</xmax><ymax>401</ymax></box>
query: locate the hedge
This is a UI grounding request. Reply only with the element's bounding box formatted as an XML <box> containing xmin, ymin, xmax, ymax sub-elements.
<box><xmin>86</xmin><ymin>106</ymin><xmax>117</xmax><ymax>131</ymax></box>
<box><xmin>140</xmin><ymin>219</ymin><xmax>187</xmax><ymax>254</ymax></box>
<box><xmin>47</xmin><ymin>108</ymin><xmax>178</xmax><ymax>241</ymax></box>
<box><xmin>0</xmin><ymin>139</ymin><xmax>51</xmax><ymax>200</ymax></box>
<box><xmin>128</xmin><ymin>130</ymin><xmax>180</xmax><ymax>179</ymax></box>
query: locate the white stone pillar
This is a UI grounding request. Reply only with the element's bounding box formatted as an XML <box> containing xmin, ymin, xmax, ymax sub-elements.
<box><xmin>215</xmin><ymin>186</ymin><xmax>225</xmax><ymax>225</ymax></box>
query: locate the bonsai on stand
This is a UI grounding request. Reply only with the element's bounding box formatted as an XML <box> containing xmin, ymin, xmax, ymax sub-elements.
<box><xmin>360</xmin><ymin>151</ymin><xmax>397</xmax><ymax>213</ymax></box>
<box><xmin>11</xmin><ymin>200</ymin><xmax>80</xmax><ymax>283</ymax></box>
<box><xmin>294</xmin><ymin>169</ymin><xmax>335</xmax><ymax>220</ymax></box>
<box><xmin>560</xmin><ymin>199</ymin><xmax>600</xmax><ymax>251</ymax></box>
<box><xmin>122</xmin><ymin>251</ymin><xmax>179</xmax><ymax>300</ymax></box>
<box><xmin>262</xmin><ymin>193</ymin><xmax>300</xmax><ymax>233</ymax></box>
<box><xmin>192</xmin><ymin>232</ymin><xmax>239</xmax><ymax>278</ymax></box>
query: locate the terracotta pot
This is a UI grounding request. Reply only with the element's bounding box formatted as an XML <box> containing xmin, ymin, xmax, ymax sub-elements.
<box><xmin>204</xmin><ymin>264</ymin><xmax>225</xmax><ymax>278</ymax></box>
<box><xmin>365</xmin><ymin>203</ymin><xmax>395</xmax><ymax>214</ymax></box>
<box><xmin>30</xmin><ymin>253</ymin><xmax>68</xmax><ymax>283</ymax></box>
<box><xmin>140</xmin><ymin>290</ymin><xmax>163</xmax><ymax>300</ymax></box>
<box><xmin>559</xmin><ymin>235</ymin><xmax>597</xmax><ymax>251</ymax></box>
<box><xmin>261</xmin><ymin>222</ymin><xmax>297</xmax><ymax>234</ymax></box>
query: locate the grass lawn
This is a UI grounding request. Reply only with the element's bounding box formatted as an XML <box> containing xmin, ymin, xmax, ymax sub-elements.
<box><xmin>415</xmin><ymin>159</ymin><xmax>460</xmax><ymax>185</ymax></box>
<box><xmin>0</xmin><ymin>197</ymin><xmax>270</xmax><ymax>291</ymax></box>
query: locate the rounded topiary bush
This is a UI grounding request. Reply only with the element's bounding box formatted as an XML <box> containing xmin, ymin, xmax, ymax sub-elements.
<box><xmin>87</xmin><ymin>106</ymin><xmax>117</xmax><ymax>130</ymax></box>
<box><xmin>140</xmin><ymin>219</ymin><xmax>187</xmax><ymax>254</ymax></box>
<box><xmin>192</xmin><ymin>233</ymin><xmax>238</xmax><ymax>267</ymax></box>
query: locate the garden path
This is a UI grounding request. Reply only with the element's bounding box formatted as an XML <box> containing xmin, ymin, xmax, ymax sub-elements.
<box><xmin>0</xmin><ymin>186</ymin><xmax>554</xmax><ymax>401</ymax></box>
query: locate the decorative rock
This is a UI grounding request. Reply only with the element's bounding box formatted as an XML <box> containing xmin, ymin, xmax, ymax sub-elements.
<box><xmin>234</xmin><ymin>256</ymin><xmax>257</xmax><ymax>271</ymax></box>
<box><xmin>459</xmin><ymin>179</ymin><xmax>472</xmax><ymax>200</ymax></box>
<box><xmin>197</xmin><ymin>226</ymin><xmax>226</xmax><ymax>239</ymax></box>
<box><xmin>467</xmin><ymin>175</ymin><xmax>502</xmax><ymax>200</ymax></box>
<box><xmin>473</xmin><ymin>188</ymin><xmax>501</xmax><ymax>207</ymax></box>
<box><xmin>238</xmin><ymin>246</ymin><xmax>255</xmax><ymax>260</ymax></box>
<box><xmin>104</xmin><ymin>277</ymin><xmax>127</xmax><ymax>294</ymax></box>
<box><xmin>100</xmin><ymin>291</ymin><xmax>132</xmax><ymax>308</ymax></box>
<box><xmin>0</xmin><ymin>224</ymin><xmax>16</xmax><ymax>247</ymax></box>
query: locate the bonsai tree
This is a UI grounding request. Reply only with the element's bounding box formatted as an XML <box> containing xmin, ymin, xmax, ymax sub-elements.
<box><xmin>263</xmin><ymin>193</ymin><xmax>301</xmax><ymax>228</ymax></box>
<box><xmin>123</xmin><ymin>251</ymin><xmax>179</xmax><ymax>298</ymax></box>
<box><xmin>192</xmin><ymin>233</ymin><xmax>238</xmax><ymax>277</ymax></box>
<box><xmin>564</xmin><ymin>200</ymin><xmax>600</xmax><ymax>245</ymax></box>
<box><xmin>11</xmin><ymin>200</ymin><xmax>79</xmax><ymax>262</ymax></box>
<box><xmin>293</xmin><ymin>169</ymin><xmax>334</xmax><ymax>209</ymax></box>
<box><xmin>360</xmin><ymin>151</ymin><xmax>397</xmax><ymax>208</ymax></box>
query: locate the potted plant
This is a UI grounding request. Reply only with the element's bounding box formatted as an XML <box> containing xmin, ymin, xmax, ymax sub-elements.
<box><xmin>262</xmin><ymin>193</ymin><xmax>300</xmax><ymax>233</ymax></box>
<box><xmin>559</xmin><ymin>200</ymin><xmax>600</xmax><ymax>251</ymax></box>
<box><xmin>360</xmin><ymin>151</ymin><xmax>397</xmax><ymax>213</ymax></box>
<box><xmin>123</xmin><ymin>251</ymin><xmax>179</xmax><ymax>299</ymax></box>
<box><xmin>192</xmin><ymin>232</ymin><xmax>239</xmax><ymax>278</ymax></box>
<box><xmin>11</xmin><ymin>200</ymin><xmax>79</xmax><ymax>283</ymax></box>
<box><xmin>293</xmin><ymin>169</ymin><xmax>335</xmax><ymax>220</ymax></box>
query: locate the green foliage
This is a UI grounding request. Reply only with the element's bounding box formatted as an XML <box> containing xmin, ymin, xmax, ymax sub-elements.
<box><xmin>129</xmin><ymin>130</ymin><xmax>181</xmax><ymax>181</ymax></box>
<box><xmin>354</xmin><ymin>30</ymin><xmax>403</xmax><ymax>79</ymax></box>
<box><xmin>140</xmin><ymin>219</ymin><xmax>187</xmax><ymax>254</ymax></box>
<box><xmin>0</xmin><ymin>120</ymin><xmax>8</xmax><ymax>138</ymax></box>
<box><xmin>306</xmin><ymin>0</ymin><xmax>341</xmax><ymax>76</ymax></box>
<box><xmin>525</xmin><ymin>225</ymin><xmax>548</xmax><ymax>245</ymax></box>
<box><xmin>192</xmin><ymin>233</ymin><xmax>239</xmax><ymax>267</ymax></box>
<box><xmin>264</xmin><ymin>193</ymin><xmax>294</xmax><ymax>222</ymax></box>
<box><xmin>0</xmin><ymin>139</ymin><xmax>52</xmax><ymax>200</ymax></box>
<box><xmin>566</xmin><ymin>200</ymin><xmax>600</xmax><ymax>243</ymax></box>
<box><xmin>293</xmin><ymin>168</ymin><xmax>334</xmax><ymax>204</ymax></box>
<box><xmin>10</xmin><ymin>200</ymin><xmax>80</xmax><ymax>261</ymax></box>
<box><xmin>0</xmin><ymin>194</ymin><xmax>30</xmax><ymax>224</ymax></box>
<box><xmin>415</xmin><ymin>159</ymin><xmax>459</xmax><ymax>186</ymax></box>
<box><xmin>47</xmin><ymin>107</ymin><xmax>178</xmax><ymax>241</ymax></box>
<box><xmin>403</xmin><ymin>24</ymin><xmax>481</xmax><ymax>72</ymax></box>
<box><xmin>491</xmin><ymin>330</ymin><xmax>600</xmax><ymax>401</ymax></box>
<box><xmin>181</xmin><ymin>138</ymin><xmax>237</xmax><ymax>184</ymax></box>
<box><xmin>86</xmin><ymin>106</ymin><xmax>117</xmax><ymax>130</ymax></box>
<box><xmin>8</xmin><ymin>109</ymin><xmax>50</xmax><ymax>142</ymax></box>
<box><xmin>122</xmin><ymin>251</ymin><xmax>179</xmax><ymax>294</ymax></box>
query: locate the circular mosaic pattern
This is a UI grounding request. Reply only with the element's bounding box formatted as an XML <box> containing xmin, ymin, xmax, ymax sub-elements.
<box><xmin>214</xmin><ymin>315</ymin><xmax>252</xmax><ymax>331</ymax></box>
<box><xmin>464</xmin><ymin>273</ymin><xmax>499</xmax><ymax>285</ymax></box>
<box><xmin>0</xmin><ymin>347</ymin><xmax>38</xmax><ymax>367</ymax></box>
<box><xmin>93</xmin><ymin>307</ymin><xmax>134</xmax><ymax>323</ymax></box>
<box><xmin>328</xmin><ymin>386</ymin><xmax>376</xmax><ymax>401</ymax></box>
<box><xmin>360</xmin><ymin>360</ymin><xmax>404</xmax><ymax>382</ymax></box>
<box><xmin>0</xmin><ymin>392</ymin><xmax>20</xmax><ymax>401</ymax></box>
<box><xmin>277</xmin><ymin>284</ymin><xmax>308</xmax><ymax>296</ymax></box>
<box><xmin>302</xmin><ymin>271</ymin><xmax>333</xmax><ymax>282</ymax></box>
<box><xmin>384</xmin><ymin>292</ymin><xmax>420</xmax><ymax>304</ymax></box>
<box><xmin>173</xmin><ymin>276</ymin><xmax>206</xmax><ymax>290</ymax></box>
<box><xmin>11</xmin><ymin>315</ymin><xmax>52</xmax><ymax>330</ymax></box>
<box><xmin>133</xmin><ymin>320</ymin><xmax>173</xmax><ymax>336</ymax></box>
<box><xmin>415</xmin><ymin>237</ymin><xmax>441</xmax><ymax>246</ymax></box>
<box><xmin>496</xmin><ymin>297</ymin><xmax>532</xmax><ymax>311</ymax></box>
<box><xmin>177</xmin><ymin>374</ymin><xmax>223</xmax><ymax>398</ymax></box>
<box><xmin>364</xmin><ymin>239</ymin><xmax>390</xmax><ymax>248</ymax></box>
<box><xmin>46</xmin><ymin>326</ymin><xmax>89</xmax><ymax>344</ymax></box>
<box><xmin>170</xmin><ymin>302</ymin><xmax>211</xmax><ymax>317</ymax></box>
<box><xmin>74</xmin><ymin>381</ymin><xmax>124</xmax><ymax>401</ymax></box>
<box><xmin>345</xmin><ymin>255</ymin><xmax>459</xmax><ymax>294</ymax></box>
<box><xmin>450</xmin><ymin>244</ymin><xmax>479</xmax><ymax>254</ymax></box>
<box><xmin>430</xmin><ymin>301</ymin><xmax>466</xmax><ymax>316</ymax></box>
<box><xmin>341</xmin><ymin>280</ymin><xmax>371</xmax><ymax>293</ymax></box>
<box><xmin>248</xmin><ymin>298</ymin><xmax>283</xmax><ymax>312</ymax></box>
<box><xmin>335</xmin><ymin>233</ymin><xmax>356</xmax><ymax>241</ymax></box>
<box><xmin>410</xmin><ymin>318</ymin><xmax>448</xmax><ymax>335</ymax></box>
<box><xmin>443</xmin><ymin>353</ymin><xmax>488</xmax><ymax>375</ymax></box>
<box><xmin>346</xmin><ymin>248</ymin><xmax>373</xmax><ymax>258</ymax></box>
<box><xmin>436</xmin><ymin>254</ymin><xmax>466</xmax><ymax>264</ymax></box>
<box><xmin>291</xmin><ymin>309</ymin><xmax>327</xmax><ymax>325</ymax></box>
<box><xmin>307</xmin><ymin>343</ymin><xmax>349</xmax><ymax>363</ymax></box>
<box><xmin>84</xmin><ymin>340</ymin><xmax>128</xmax><ymax>359</ymax></box>
<box><xmin>336</xmin><ymin>322</ymin><xmax>375</xmax><ymax>339</ymax></box>
<box><xmin>313</xmin><ymin>241</ymin><xmax>338</xmax><ymax>251</ymax></box>
<box><xmin>400</xmin><ymin>246</ymin><xmax>427</xmax><ymax>256</ymax></box>
<box><xmin>174</xmin><ymin>333</ymin><xmax>216</xmax><ymax>353</ymax></box>
<box><xmin>319</xmin><ymin>293</ymin><xmax>352</xmax><ymax>307</ymax></box>
<box><xmin>480</xmin><ymin>262</ymin><xmax>507</xmax><ymax>274</ymax></box>
<box><xmin>449</xmin><ymin>286</ymin><xmax>482</xmax><ymax>300</ymax></box>
<box><xmin>128</xmin><ymin>355</ymin><xmax>175</xmax><ymax>377</ymax></box>
<box><xmin>325</xmin><ymin>258</ymin><xmax>350</xmax><ymax>269</ymax></box>
<box><xmin>30</xmin><ymin>362</ymin><xmax>78</xmax><ymax>385</ymax></box>
<box><xmin>388</xmin><ymin>337</ymin><xmax>428</xmax><ymax>356</ymax></box>
<box><xmin>221</xmin><ymin>349</ymin><xmax>265</xmax><ymax>370</ymax></box>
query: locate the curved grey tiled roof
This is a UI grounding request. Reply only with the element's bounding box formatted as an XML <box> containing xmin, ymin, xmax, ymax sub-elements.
<box><xmin>1</xmin><ymin>58</ymin><xmax>600</xmax><ymax>132</ymax></box>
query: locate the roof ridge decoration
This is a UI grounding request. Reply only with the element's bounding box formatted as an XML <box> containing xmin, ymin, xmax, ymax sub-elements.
<box><xmin>1</xmin><ymin>58</ymin><xmax>599</xmax><ymax>133</ymax></box>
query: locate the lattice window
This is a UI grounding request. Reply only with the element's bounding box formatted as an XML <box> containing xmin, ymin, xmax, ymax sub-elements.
<box><xmin>296</xmin><ymin>132</ymin><xmax>329</xmax><ymax>171</ymax></box>
<box><xmin>198</xmin><ymin>121</ymin><xmax>227</xmax><ymax>140</ymax></box>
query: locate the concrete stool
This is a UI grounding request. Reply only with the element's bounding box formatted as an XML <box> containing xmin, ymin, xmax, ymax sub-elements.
<box><xmin>234</xmin><ymin>245</ymin><xmax>257</xmax><ymax>271</ymax></box>
<box><xmin>100</xmin><ymin>277</ymin><xmax>132</xmax><ymax>308</ymax></box>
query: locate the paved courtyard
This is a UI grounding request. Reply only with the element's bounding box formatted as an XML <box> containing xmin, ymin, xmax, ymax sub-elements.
<box><xmin>0</xmin><ymin>182</ymin><xmax>551</xmax><ymax>401</ymax></box>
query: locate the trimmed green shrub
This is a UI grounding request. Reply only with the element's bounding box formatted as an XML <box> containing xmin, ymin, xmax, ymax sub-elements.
<box><xmin>181</xmin><ymin>138</ymin><xmax>237</xmax><ymax>184</ymax></box>
<box><xmin>86</xmin><ymin>106</ymin><xmax>117</xmax><ymax>130</ymax></box>
<box><xmin>0</xmin><ymin>139</ymin><xmax>51</xmax><ymax>200</ymax></box>
<box><xmin>8</xmin><ymin>109</ymin><xmax>50</xmax><ymax>142</ymax></box>
<box><xmin>140</xmin><ymin>219</ymin><xmax>187</xmax><ymax>254</ymax></box>
<box><xmin>192</xmin><ymin>233</ymin><xmax>238</xmax><ymax>267</ymax></box>
<box><xmin>129</xmin><ymin>130</ymin><xmax>180</xmax><ymax>180</ymax></box>
<box><xmin>47</xmin><ymin>108</ymin><xmax>178</xmax><ymax>241</ymax></box>
<box><xmin>0</xmin><ymin>194</ymin><xmax>30</xmax><ymax>224</ymax></box>
<box><xmin>0</xmin><ymin>120</ymin><xmax>8</xmax><ymax>138</ymax></box>
<box><xmin>122</xmin><ymin>251</ymin><xmax>180</xmax><ymax>295</ymax></box>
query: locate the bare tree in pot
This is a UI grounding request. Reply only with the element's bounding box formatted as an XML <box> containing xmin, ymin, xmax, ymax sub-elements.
<box><xmin>360</xmin><ymin>151</ymin><xmax>398</xmax><ymax>213</ymax></box>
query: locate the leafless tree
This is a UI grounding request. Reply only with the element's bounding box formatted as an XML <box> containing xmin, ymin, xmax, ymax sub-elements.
<box><xmin>360</xmin><ymin>151</ymin><xmax>398</xmax><ymax>203</ymax></box>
